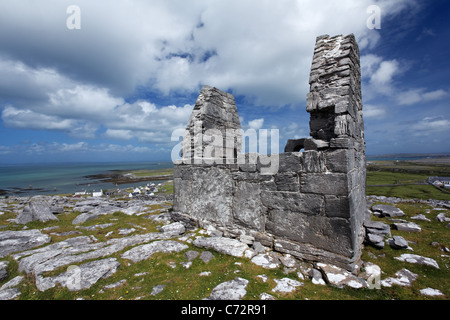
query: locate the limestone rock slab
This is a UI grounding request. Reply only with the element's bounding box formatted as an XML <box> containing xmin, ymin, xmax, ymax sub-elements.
<box><xmin>0</xmin><ymin>229</ymin><xmax>51</xmax><ymax>258</ymax></box>
<box><xmin>193</xmin><ymin>236</ymin><xmax>249</xmax><ymax>258</ymax></box>
<box><xmin>205</xmin><ymin>277</ymin><xmax>249</xmax><ymax>300</ymax></box>
<box><xmin>121</xmin><ymin>240</ymin><xmax>188</xmax><ymax>263</ymax></box>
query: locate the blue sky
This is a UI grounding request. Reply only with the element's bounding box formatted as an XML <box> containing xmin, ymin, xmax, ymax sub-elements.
<box><xmin>0</xmin><ymin>0</ymin><xmax>449</xmax><ymax>164</ymax></box>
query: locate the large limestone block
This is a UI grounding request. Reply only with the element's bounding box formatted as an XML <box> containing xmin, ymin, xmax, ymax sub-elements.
<box><xmin>233</xmin><ymin>181</ymin><xmax>264</xmax><ymax>231</ymax></box>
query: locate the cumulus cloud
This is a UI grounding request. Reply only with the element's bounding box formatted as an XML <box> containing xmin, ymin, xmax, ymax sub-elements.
<box><xmin>0</xmin><ymin>0</ymin><xmax>417</xmax><ymax>106</ymax></box>
<box><xmin>361</xmin><ymin>53</ymin><xmax>448</xmax><ymax>108</ymax></box>
<box><xmin>0</xmin><ymin>0</ymin><xmax>435</xmax><ymax>159</ymax></box>
<box><xmin>364</xmin><ymin>105</ymin><xmax>386</xmax><ymax>119</ymax></box>
<box><xmin>248</xmin><ymin>118</ymin><xmax>265</xmax><ymax>131</ymax></box>
<box><xmin>396</xmin><ymin>88</ymin><xmax>449</xmax><ymax>106</ymax></box>
<box><xmin>370</xmin><ymin>60</ymin><xmax>400</xmax><ymax>85</ymax></box>
<box><xmin>411</xmin><ymin>116</ymin><xmax>450</xmax><ymax>135</ymax></box>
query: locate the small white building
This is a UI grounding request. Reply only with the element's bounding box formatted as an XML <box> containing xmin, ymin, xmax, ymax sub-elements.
<box><xmin>428</xmin><ymin>176</ymin><xmax>450</xmax><ymax>188</ymax></box>
<box><xmin>92</xmin><ymin>190</ymin><xmax>104</xmax><ymax>197</ymax></box>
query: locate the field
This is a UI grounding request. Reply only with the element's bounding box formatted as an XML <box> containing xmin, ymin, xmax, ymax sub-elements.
<box><xmin>367</xmin><ymin>158</ymin><xmax>450</xmax><ymax>201</ymax></box>
<box><xmin>1</xmin><ymin>160</ymin><xmax>449</xmax><ymax>302</ymax></box>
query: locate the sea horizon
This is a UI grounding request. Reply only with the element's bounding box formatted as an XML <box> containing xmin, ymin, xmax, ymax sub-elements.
<box><xmin>0</xmin><ymin>161</ymin><xmax>174</xmax><ymax>197</ymax></box>
<box><xmin>1</xmin><ymin>152</ymin><xmax>449</xmax><ymax>197</ymax></box>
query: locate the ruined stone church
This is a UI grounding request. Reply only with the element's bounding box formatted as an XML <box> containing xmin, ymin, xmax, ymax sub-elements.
<box><xmin>173</xmin><ymin>34</ymin><xmax>366</xmax><ymax>272</ymax></box>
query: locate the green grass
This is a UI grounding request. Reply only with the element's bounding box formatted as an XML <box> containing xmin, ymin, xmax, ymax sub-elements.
<box><xmin>366</xmin><ymin>162</ymin><xmax>450</xmax><ymax>201</ymax></box>
<box><xmin>1</xmin><ymin>199</ymin><xmax>449</xmax><ymax>300</ymax></box>
<box><xmin>1</xmin><ymin>165</ymin><xmax>449</xmax><ymax>300</ymax></box>
<box><xmin>130</xmin><ymin>168</ymin><xmax>174</xmax><ymax>178</ymax></box>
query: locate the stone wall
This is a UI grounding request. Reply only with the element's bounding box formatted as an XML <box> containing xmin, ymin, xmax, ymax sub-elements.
<box><xmin>173</xmin><ymin>34</ymin><xmax>366</xmax><ymax>271</ymax></box>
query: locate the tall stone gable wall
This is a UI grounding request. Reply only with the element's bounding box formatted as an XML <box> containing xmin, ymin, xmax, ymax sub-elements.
<box><xmin>173</xmin><ymin>34</ymin><xmax>366</xmax><ymax>271</ymax></box>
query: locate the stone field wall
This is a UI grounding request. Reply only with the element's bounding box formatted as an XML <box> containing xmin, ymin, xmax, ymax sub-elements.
<box><xmin>173</xmin><ymin>34</ymin><xmax>366</xmax><ymax>271</ymax></box>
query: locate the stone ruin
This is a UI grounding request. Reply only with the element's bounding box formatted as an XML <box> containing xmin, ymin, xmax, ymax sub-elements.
<box><xmin>173</xmin><ymin>34</ymin><xmax>366</xmax><ymax>272</ymax></box>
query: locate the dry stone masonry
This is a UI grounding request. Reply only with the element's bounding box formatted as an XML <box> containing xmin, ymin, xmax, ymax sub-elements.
<box><xmin>173</xmin><ymin>34</ymin><xmax>366</xmax><ymax>271</ymax></box>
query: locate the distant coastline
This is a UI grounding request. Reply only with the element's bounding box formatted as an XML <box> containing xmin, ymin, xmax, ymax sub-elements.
<box><xmin>0</xmin><ymin>161</ymin><xmax>174</xmax><ymax>197</ymax></box>
<box><xmin>1</xmin><ymin>153</ymin><xmax>449</xmax><ymax>197</ymax></box>
<box><xmin>366</xmin><ymin>152</ymin><xmax>450</xmax><ymax>161</ymax></box>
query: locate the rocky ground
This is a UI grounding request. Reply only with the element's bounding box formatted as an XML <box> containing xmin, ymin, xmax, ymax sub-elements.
<box><xmin>0</xmin><ymin>190</ymin><xmax>449</xmax><ymax>300</ymax></box>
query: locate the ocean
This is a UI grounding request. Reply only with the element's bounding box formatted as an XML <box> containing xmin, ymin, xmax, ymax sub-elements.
<box><xmin>0</xmin><ymin>161</ymin><xmax>174</xmax><ymax>197</ymax></box>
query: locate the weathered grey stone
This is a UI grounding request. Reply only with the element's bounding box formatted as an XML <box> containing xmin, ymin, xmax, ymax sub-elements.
<box><xmin>0</xmin><ymin>275</ymin><xmax>23</xmax><ymax>292</ymax></box>
<box><xmin>420</xmin><ymin>288</ymin><xmax>444</xmax><ymax>297</ymax></box>
<box><xmin>199</xmin><ymin>251</ymin><xmax>214</xmax><ymax>263</ymax></box>
<box><xmin>304</xmin><ymin>138</ymin><xmax>329</xmax><ymax>150</ymax></box>
<box><xmin>271</xmin><ymin>278</ymin><xmax>303</xmax><ymax>293</ymax></box>
<box><xmin>388</xmin><ymin>236</ymin><xmax>409</xmax><ymax>249</ymax></box>
<box><xmin>16</xmin><ymin>199</ymin><xmax>58</xmax><ymax>224</ymax></box>
<box><xmin>72</xmin><ymin>212</ymin><xmax>100</xmax><ymax>225</ymax></box>
<box><xmin>0</xmin><ymin>288</ymin><xmax>21</xmax><ymax>300</ymax></box>
<box><xmin>205</xmin><ymin>277</ymin><xmax>249</xmax><ymax>300</ymax></box>
<box><xmin>103</xmin><ymin>279</ymin><xmax>126</xmax><ymax>290</ymax></box>
<box><xmin>366</xmin><ymin>233</ymin><xmax>384</xmax><ymax>249</ymax></box>
<box><xmin>262</xmin><ymin>191</ymin><xmax>324</xmax><ymax>215</ymax></box>
<box><xmin>301</xmin><ymin>173</ymin><xmax>348</xmax><ymax>196</ymax></box>
<box><xmin>393</xmin><ymin>222</ymin><xmax>422</xmax><ymax>232</ymax></box>
<box><xmin>120</xmin><ymin>205</ymin><xmax>144</xmax><ymax>216</ymax></box>
<box><xmin>251</xmin><ymin>253</ymin><xmax>280</xmax><ymax>269</ymax></box>
<box><xmin>239</xmin><ymin>234</ymin><xmax>255</xmax><ymax>245</ymax></box>
<box><xmin>173</xmin><ymin>34</ymin><xmax>366</xmax><ymax>272</ymax></box>
<box><xmin>151</xmin><ymin>284</ymin><xmax>165</xmax><ymax>296</ymax></box>
<box><xmin>317</xmin><ymin>263</ymin><xmax>366</xmax><ymax>289</ymax></box>
<box><xmin>159</xmin><ymin>222</ymin><xmax>186</xmax><ymax>235</ymax></box>
<box><xmin>310</xmin><ymin>268</ymin><xmax>326</xmax><ymax>285</ymax></box>
<box><xmin>381</xmin><ymin>268</ymin><xmax>418</xmax><ymax>287</ymax></box>
<box><xmin>193</xmin><ymin>237</ymin><xmax>249</xmax><ymax>257</ymax></box>
<box><xmin>394</xmin><ymin>254</ymin><xmax>439</xmax><ymax>269</ymax></box>
<box><xmin>0</xmin><ymin>261</ymin><xmax>8</xmax><ymax>281</ymax></box>
<box><xmin>0</xmin><ymin>229</ymin><xmax>51</xmax><ymax>258</ymax></box>
<box><xmin>436</xmin><ymin>212</ymin><xmax>450</xmax><ymax>222</ymax></box>
<box><xmin>233</xmin><ymin>181</ymin><xmax>263</xmax><ymax>230</ymax></box>
<box><xmin>36</xmin><ymin>258</ymin><xmax>120</xmax><ymax>292</ymax></box>
<box><xmin>284</xmin><ymin>139</ymin><xmax>305</xmax><ymax>152</ymax></box>
<box><xmin>411</xmin><ymin>214</ymin><xmax>431</xmax><ymax>222</ymax></box>
<box><xmin>121</xmin><ymin>240</ymin><xmax>188</xmax><ymax>263</ymax></box>
<box><xmin>16</xmin><ymin>231</ymin><xmax>176</xmax><ymax>277</ymax></box>
<box><xmin>279</xmin><ymin>254</ymin><xmax>297</xmax><ymax>268</ymax></box>
<box><xmin>363</xmin><ymin>220</ymin><xmax>391</xmax><ymax>236</ymax></box>
<box><xmin>185</xmin><ymin>250</ymin><xmax>199</xmax><ymax>261</ymax></box>
<box><xmin>252</xmin><ymin>242</ymin><xmax>266</xmax><ymax>254</ymax></box>
<box><xmin>259</xmin><ymin>292</ymin><xmax>276</xmax><ymax>300</ymax></box>
<box><xmin>372</xmin><ymin>204</ymin><xmax>405</xmax><ymax>217</ymax></box>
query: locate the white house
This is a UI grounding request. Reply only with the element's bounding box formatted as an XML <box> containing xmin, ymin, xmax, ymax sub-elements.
<box><xmin>428</xmin><ymin>176</ymin><xmax>450</xmax><ymax>188</ymax></box>
<box><xmin>92</xmin><ymin>190</ymin><xmax>104</xmax><ymax>197</ymax></box>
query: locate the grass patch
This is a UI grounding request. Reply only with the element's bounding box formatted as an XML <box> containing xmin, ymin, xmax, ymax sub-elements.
<box><xmin>131</xmin><ymin>168</ymin><xmax>174</xmax><ymax>178</ymax></box>
<box><xmin>367</xmin><ymin>161</ymin><xmax>450</xmax><ymax>200</ymax></box>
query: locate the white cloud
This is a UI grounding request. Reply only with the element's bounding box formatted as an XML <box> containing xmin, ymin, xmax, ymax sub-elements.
<box><xmin>0</xmin><ymin>0</ymin><xmax>418</xmax><ymax>107</ymax></box>
<box><xmin>364</xmin><ymin>105</ymin><xmax>386</xmax><ymax>119</ymax></box>
<box><xmin>2</xmin><ymin>106</ymin><xmax>80</xmax><ymax>131</ymax></box>
<box><xmin>58</xmin><ymin>142</ymin><xmax>89</xmax><ymax>152</ymax></box>
<box><xmin>0</xmin><ymin>0</ymin><xmax>434</xmax><ymax>158</ymax></box>
<box><xmin>422</xmin><ymin>89</ymin><xmax>449</xmax><ymax>101</ymax></box>
<box><xmin>248</xmin><ymin>118</ymin><xmax>265</xmax><ymax>131</ymax></box>
<box><xmin>411</xmin><ymin>116</ymin><xmax>450</xmax><ymax>135</ymax></box>
<box><xmin>370</xmin><ymin>60</ymin><xmax>399</xmax><ymax>85</ymax></box>
<box><xmin>0</xmin><ymin>146</ymin><xmax>12</xmax><ymax>155</ymax></box>
<box><xmin>103</xmin><ymin>129</ymin><xmax>134</xmax><ymax>141</ymax></box>
<box><xmin>396</xmin><ymin>88</ymin><xmax>449</xmax><ymax>106</ymax></box>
